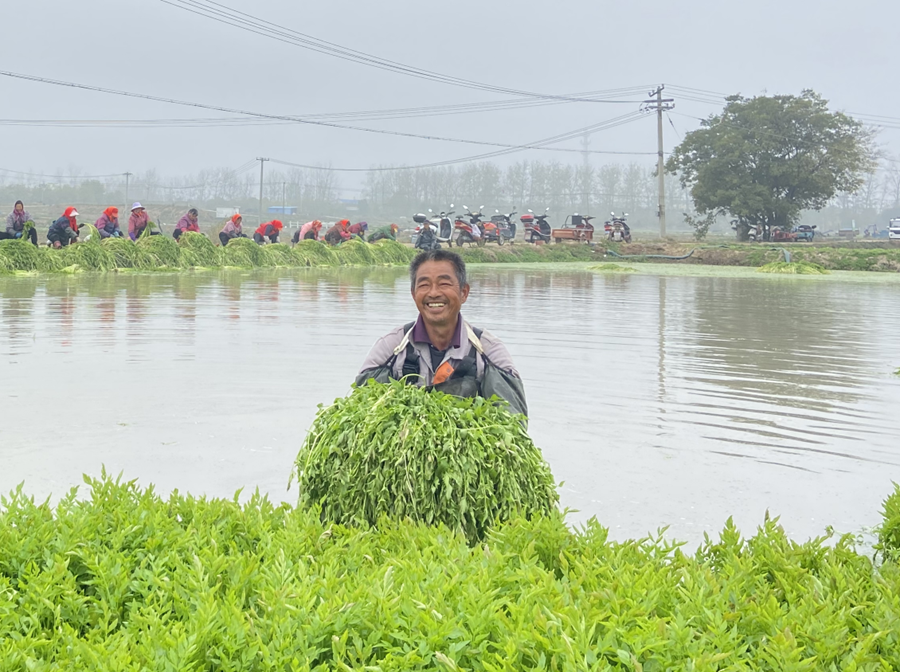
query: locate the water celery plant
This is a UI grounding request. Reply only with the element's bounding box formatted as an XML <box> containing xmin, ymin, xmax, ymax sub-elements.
<box><xmin>1</xmin><ymin>473</ymin><xmax>900</xmax><ymax>670</ymax></box>
<box><xmin>293</xmin><ymin>380</ymin><xmax>558</xmax><ymax>543</ymax></box>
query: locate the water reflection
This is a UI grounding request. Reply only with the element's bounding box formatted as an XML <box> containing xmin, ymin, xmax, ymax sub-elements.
<box><xmin>1</xmin><ymin>267</ymin><xmax>899</xmax><ymax>545</ymax></box>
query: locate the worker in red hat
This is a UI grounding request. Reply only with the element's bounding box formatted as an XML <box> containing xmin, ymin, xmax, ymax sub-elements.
<box><xmin>47</xmin><ymin>206</ymin><xmax>81</xmax><ymax>248</ymax></box>
<box><xmin>323</xmin><ymin>219</ymin><xmax>351</xmax><ymax>246</ymax></box>
<box><xmin>253</xmin><ymin>219</ymin><xmax>283</xmax><ymax>245</ymax></box>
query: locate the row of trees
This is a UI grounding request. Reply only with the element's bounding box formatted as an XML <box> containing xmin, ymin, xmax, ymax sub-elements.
<box><xmin>3</xmin><ymin>90</ymin><xmax>894</xmax><ymax>237</ymax></box>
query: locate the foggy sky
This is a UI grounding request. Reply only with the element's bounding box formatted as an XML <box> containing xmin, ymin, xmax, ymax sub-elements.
<box><xmin>3</xmin><ymin>0</ymin><xmax>898</xmax><ymax>193</ymax></box>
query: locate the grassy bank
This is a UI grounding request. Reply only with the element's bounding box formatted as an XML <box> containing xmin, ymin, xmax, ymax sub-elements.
<box><xmin>2</xmin><ymin>475</ymin><xmax>899</xmax><ymax>669</ymax></box>
<box><xmin>602</xmin><ymin>242</ymin><xmax>900</xmax><ymax>272</ymax></box>
<box><xmin>0</xmin><ymin>236</ymin><xmax>415</xmax><ymax>275</ymax></box>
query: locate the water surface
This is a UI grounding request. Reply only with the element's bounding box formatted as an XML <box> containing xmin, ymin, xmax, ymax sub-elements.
<box><xmin>2</xmin><ymin>266</ymin><xmax>899</xmax><ymax>545</ymax></box>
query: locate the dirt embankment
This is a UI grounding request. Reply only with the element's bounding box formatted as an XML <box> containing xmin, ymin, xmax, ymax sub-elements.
<box><xmin>604</xmin><ymin>242</ymin><xmax>900</xmax><ymax>272</ymax></box>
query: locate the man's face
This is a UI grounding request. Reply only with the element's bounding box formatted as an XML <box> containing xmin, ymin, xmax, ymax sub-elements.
<box><xmin>412</xmin><ymin>260</ymin><xmax>469</xmax><ymax>329</ymax></box>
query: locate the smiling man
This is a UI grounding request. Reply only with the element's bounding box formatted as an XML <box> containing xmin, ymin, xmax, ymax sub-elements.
<box><xmin>356</xmin><ymin>249</ymin><xmax>527</xmax><ymax>417</ymax></box>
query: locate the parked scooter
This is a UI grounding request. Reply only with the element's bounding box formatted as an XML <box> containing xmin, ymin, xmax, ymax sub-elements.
<box><xmin>522</xmin><ymin>208</ymin><xmax>551</xmax><ymax>243</ymax></box>
<box><xmin>454</xmin><ymin>205</ymin><xmax>486</xmax><ymax>247</ymax></box>
<box><xmin>731</xmin><ymin>219</ymin><xmax>761</xmax><ymax>242</ymax></box>
<box><xmin>427</xmin><ymin>206</ymin><xmax>456</xmax><ymax>247</ymax></box>
<box><xmin>605</xmin><ymin>212</ymin><xmax>631</xmax><ymax>243</ymax></box>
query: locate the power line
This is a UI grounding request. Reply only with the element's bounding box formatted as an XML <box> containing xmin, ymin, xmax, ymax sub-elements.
<box><xmin>159</xmin><ymin>0</ymin><xmax>648</xmax><ymax>104</ymax></box>
<box><xmin>0</xmin><ymin>70</ymin><xmax>657</xmax><ymax>155</ymax></box>
<box><xmin>0</xmin><ymin>86</ymin><xmax>657</xmax><ymax>128</ymax></box>
<box><xmin>0</xmin><ymin>167</ymin><xmax>128</xmax><ymax>180</ymax></box>
<box><xmin>267</xmin><ymin>113</ymin><xmax>653</xmax><ymax>173</ymax></box>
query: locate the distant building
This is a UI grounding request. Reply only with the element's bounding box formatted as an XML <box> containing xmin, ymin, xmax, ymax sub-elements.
<box><xmin>339</xmin><ymin>198</ymin><xmax>368</xmax><ymax>213</ymax></box>
<box><xmin>268</xmin><ymin>206</ymin><xmax>298</xmax><ymax>215</ymax></box>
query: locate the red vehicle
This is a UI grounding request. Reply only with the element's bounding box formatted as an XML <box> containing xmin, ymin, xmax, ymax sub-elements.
<box><xmin>553</xmin><ymin>214</ymin><xmax>595</xmax><ymax>243</ymax></box>
<box><xmin>771</xmin><ymin>227</ymin><xmax>798</xmax><ymax>243</ymax></box>
<box><xmin>454</xmin><ymin>205</ymin><xmax>485</xmax><ymax>247</ymax></box>
<box><xmin>522</xmin><ymin>208</ymin><xmax>551</xmax><ymax>243</ymax></box>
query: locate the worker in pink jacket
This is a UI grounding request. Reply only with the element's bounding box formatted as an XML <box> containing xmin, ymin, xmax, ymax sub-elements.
<box><xmin>173</xmin><ymin>208</ymin><xmax>200</xmax><ymax>241</ymax></box>
<box><xmin>292</xmin><ymin>220</ymin><xmax>322</xmax><ymax>244</ymax></box>
<box><xmin>128</xmin><ymin>203</ymin><xmax>154</xmax><ymax>240</ymax></box>
<box><xmin>219</xmin><ymin>214</ymin><xmax>246</xmax><ymax>246</ymax></box>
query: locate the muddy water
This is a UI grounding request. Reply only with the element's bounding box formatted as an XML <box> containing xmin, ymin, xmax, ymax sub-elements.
<box><xmin>2</xmin><ymin>266</ymin><xmax>899</xmax><ymax>545</ymax></box>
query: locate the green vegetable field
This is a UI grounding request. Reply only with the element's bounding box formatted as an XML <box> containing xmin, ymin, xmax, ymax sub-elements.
<box><xmin>2</xmin><ymin>475</ymin><xmax>900</xmax><ymax>670</ymax></box>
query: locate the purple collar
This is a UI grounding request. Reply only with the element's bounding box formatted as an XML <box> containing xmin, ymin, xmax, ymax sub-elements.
<box><xmin>412</xmin><ymin>314</ymin><xmax>462</xmax><ymax>348</ymax></box>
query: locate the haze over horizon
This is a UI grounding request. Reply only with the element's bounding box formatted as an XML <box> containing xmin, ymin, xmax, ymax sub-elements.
<box><xmin>3</xmin><ymin>0</ymin><xmax>898</xmax><ymax>195</ymax></box>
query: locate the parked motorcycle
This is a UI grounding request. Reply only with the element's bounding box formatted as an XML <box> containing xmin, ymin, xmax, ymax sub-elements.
<box><xmin>522</xmin><ymin>208</ymin><xmax>551</xmax><ymax>243</ymax></box>
<box><xmin>427</xmin><ymin>206</ymin><xmax>456</xmax><ymax>247</ymax></box>
<box><xmin>605</xmin><ymin>212</ymin><xmax>630</xmax><ymax>243</ymax></box>
<box><xmin>454</xmin><ymin>205</ymin><xmax>486</xmax><ymax>247</ymax></box>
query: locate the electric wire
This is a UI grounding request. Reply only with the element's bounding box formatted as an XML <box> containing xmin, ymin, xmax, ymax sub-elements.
<box><xmin>0</xmin><ymin>70</ymin><xmax>658</xmax><ymax>157</ymax></box>
<box><xmin>159</xmin><ymin>0</ymin><xmax>648</xmax><ymax>104</ymax></box>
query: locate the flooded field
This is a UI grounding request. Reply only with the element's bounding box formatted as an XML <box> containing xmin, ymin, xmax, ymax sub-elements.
<box><xmin>2</xmin><ymin>265</ymin><xmax>899</xmax><ymax>545</ymax></box>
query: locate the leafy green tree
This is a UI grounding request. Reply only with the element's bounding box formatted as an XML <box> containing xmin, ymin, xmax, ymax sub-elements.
<box><xmin>666</xmin><ymin>90</ymin><xmax>877</xmax><ymax>241</ymax></box>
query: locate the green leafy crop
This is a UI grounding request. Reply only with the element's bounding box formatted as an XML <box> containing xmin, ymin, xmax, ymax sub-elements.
<box><xmin>293</xmin><ymin>381</ymin><xmax>558</xmax><ymax>543</ymax></box>
<box><xmin>2</xmin><ymin>474</ymin><xmax>900</xmax><ymax>669</ymax></box>
<box><xmin>876</xmin><ymin>482</ymin><xmax>900</xmax><ymax>561</ymax></box>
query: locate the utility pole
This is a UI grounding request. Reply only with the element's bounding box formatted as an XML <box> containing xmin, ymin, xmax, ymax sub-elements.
<box><xmin>580</xmin><ymin>131</ymin><xmax>591</xmax><ymax>214</ymax></box>
<box><xmin>642</xmin><ymin>86</ymin><xmax>674</xmax><ymax>238</ymax></box>
<box><xmin>282</xmin><ymin>181</ymin><xmax>286</xmax><ymax>214</ymax></box>
<box><xmin>257</xmin><ymin>157</ymin><xmax>269</xmax><ymax>225</ymax></box>
<box><xmin>124</xmin><ymin>172</ymin><xmax>133</xmax><ymax>208</ymax></box>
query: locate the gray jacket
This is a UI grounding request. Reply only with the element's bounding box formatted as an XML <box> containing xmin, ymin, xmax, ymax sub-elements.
<box><xmin>357</xmin><ymin>319</ymin><xmax>528</xmax><ymax>417</ymax></box>
<box><xmin>6</xmin><ymin>210</ymin><xmax>30</xmax><ymax>234</ymax></box>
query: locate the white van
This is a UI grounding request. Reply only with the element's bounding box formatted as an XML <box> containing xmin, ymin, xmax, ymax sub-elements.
<box><xmin>890</xmin><ymin>219</ymin><xmax>900</xmax><ymax>240</ymax></box>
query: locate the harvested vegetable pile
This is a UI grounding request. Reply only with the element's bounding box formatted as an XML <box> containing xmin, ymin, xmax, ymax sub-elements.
<box><xmin>293</xmin><ymin>380</ymin><xmax>558</xmax><ymax>543</ymax></box>
<box><xmin>58</xmin><ymin>238</ymin><xmax>115</xmax><ymax>272</ymax></box>
<box><xmin>757</xmin><ymin>261</ymin><xmax>830</xmax><ymax>274</ymax></box>
<box><xmin>371</xmin><ymin>238</ymin><xmax>416</xmax><ymax>264</ymax></box>
<box><xmin>0</xmin><ymin>234</ymin><xmax>412</xmax><ymax>274</ymax></box>
<box><xmin>177</xmin><ymin>231</ymin><xmax>221</xmax><ymax>268</ymax></box>
<box><xmin>137</xmin><ymin>235</ymin><xmax>181</xmax><ymax>267</ymax></box>
<box><xmin>334</xmin><ymin>238</ymin><xmax>379</xmax><ymax>265</ymax></box>
<box><xmin>2</xmin><ymin>475</ymin><xmax>900</xmax><ymax>669</ymax></box>
<box><xmin>101</xmin><ymin>237</ymin><xmax>155</xmax><ymax>270</ymax></box>
<box><xmin>293</xmin><ymin>239</ymin><xmax>339</xmax><ymax>266</ymax></box>
<box><xmin>261</xmin><ymin>242</ymin><xmax>302</xmax><ymax>267</ymax></box>
<box><xmin>221</xmin><ymin>237</ymin><xmax>264</xmax><ymax>267</ymax></box>
<box><xmin>0</xmin><ymin>239</ymin><xmax>42</xmax><ymax>271</ymax></box>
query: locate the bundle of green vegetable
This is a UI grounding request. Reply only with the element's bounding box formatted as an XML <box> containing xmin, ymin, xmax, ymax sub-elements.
<box><xmin>293</xmin><ymin>380</ymin><xmax>558</xmax><ymax>543</ymax></box>
<box><xmin>221</xmin><ymin>237</ymin><xmax>264</xmax><ymax>267</ymax></box>
<box><xmin>177</xmin><ymin>231</ymin><xmax>222</xmax><ymax>268</ymax></box>
<box><xmin>334</xmin><ymin>238</ymin><xmax>379</xmax><ymax>265</ymax></box>
<box><xmin>101</xmin><ymin>237</ymin><xmax>156</xmax><ymax>269</ymax></box>
<box><xmin>58</xmin><ymin>239</ymin><xmax>116</xmax><ymax>272</ymax></box>
<box><xmin>292</xmin><ymin>239</ymin><xmax>339</xmax><ymax>266</ymax></box>
<box><xmin>0</xmin><ymin>239</ymin><xmax>41</xmax><ymax>271</ymax></box>
<box><xmin>136</xmin><ymin>235</ymin><xmax>181</xmax><ymax>267</ymax></box>
<box><xmin>260</xmin><ymin>242</ymin><xmax>303</xmax><ymax>267</ymax></box>
<box><xmin>757</xmin><ymin>260</ymin><xmax>830</xmax><ymax>274</ymax></box>
<box><xmin>371</xmin><ymin>238</ymin><xmax>416</xmax><ymax>264</ymax></box>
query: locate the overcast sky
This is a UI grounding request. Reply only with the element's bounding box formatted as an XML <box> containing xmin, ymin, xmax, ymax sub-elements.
<box><xmin>2</xmin><ymin>0</ymin><xmax>898</xmax><ymax>192</ymax></box>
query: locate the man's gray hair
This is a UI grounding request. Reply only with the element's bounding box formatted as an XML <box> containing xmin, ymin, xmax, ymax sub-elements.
<box><xmin>409</xmin><ymin>249</ymin><xmax>467</xmax><ymax>290</ymax></box>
